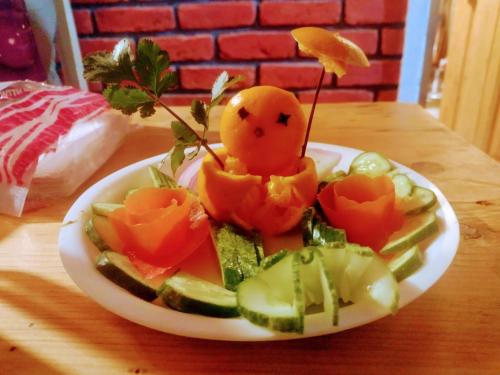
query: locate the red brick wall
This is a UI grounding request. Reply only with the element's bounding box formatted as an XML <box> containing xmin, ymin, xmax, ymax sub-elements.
<box><xmin>72</xmin><ymin>0</ymin><xmax>408</xmax><ymax>104</ymax></box>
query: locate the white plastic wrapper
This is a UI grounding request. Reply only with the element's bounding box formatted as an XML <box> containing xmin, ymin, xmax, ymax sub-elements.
<box><xmin>0</xmin><ymin>81</ymin><xmax>131</xmax><ymax>216</ymax></box>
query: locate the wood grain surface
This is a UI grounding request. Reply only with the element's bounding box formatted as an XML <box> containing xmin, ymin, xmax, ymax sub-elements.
<box><xmin>1</xmin><ymin>103</ymin><xmax>499</xmax><ymax>375</ymax></box>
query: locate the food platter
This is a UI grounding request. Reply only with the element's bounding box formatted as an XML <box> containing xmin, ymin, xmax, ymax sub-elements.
<box><xmin>59</xmin><ymin>143</ymin><xmax>460</xmax><ymax>341</ymax></box>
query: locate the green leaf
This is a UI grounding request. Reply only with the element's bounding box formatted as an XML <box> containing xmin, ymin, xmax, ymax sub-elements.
<box><xmin>171</xmin><ymin>121</ymin><xmax>197</xmax><ymax>144</ymax></box>
<box><xmin>190</xmin><ymin>100</ymin><xmax>207</xmax><ymax>127</ymax></box>
<box><xmin>187</xmin><ymin>144</ymin><xmax>202</xmax><ymax>160</ymax></box>
<box><xmin>157</xmin><ymin>72</ymin><xmax>178</xmax><ymax>96</ymax></box>
<box><xmin>211</xmin><ymin>71</ymin><xmax>230</xmax><ymax>100</ymax></box>
<box><xmin>139</xmin><ymin>101</ymin><xmax>156</xmax><ymax>118</ymax></box>
<box><xmin>135</xmin><ymin>39</ymin><xmax>170</xmax><ymax>95</ymax></box>
<box><xmin>83</xmin><ymin>51</ymin><xmax>135</xmax><ymax>84</ymax></box>
<box><xmin>226</xmin><ymin>75</ymin><xmax>246</xmax><ymax>90</ymax></box>
<box><xmin>103</xmin><ymin>86</ymin><xmax>154</xmax><ymax>116</ymax></box>
<box><xmin>170</xmin><ymin>143</ymin><xmax>187</xmax><ymax>175</ymax></box>
<box><xmin>211</xmin><ymin>71</ymin><xmax>245</xmax><ymax>104</ymax></box>
<box><xmin>148</xmin><ymin>166</ymin><xmax>177</xmax><ymax>188</ymax></box>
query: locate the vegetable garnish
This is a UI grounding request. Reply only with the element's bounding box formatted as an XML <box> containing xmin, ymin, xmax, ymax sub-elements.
<box><xmin>317</xmin><ymin>174</ymin><xmax>404</xmax><ymax>251</ymax></box>
<box><xmin>291</xmin><ymin>27</ymin><xmax>370</xmax><ymax>158</ymax></box>
<box><xmin>83</xmin><ymin>39</ymin><xmax>243</xmax><ymax>174</ymax></box>
<box><xmin>198</xmin><ymin>149</ymin><xmax>318</xmax><ymax>235</ymax></box>
<box><xmin>107</xmin><ymin>187</ymin><xmax>210</xmax><ymax>268</ymax></box>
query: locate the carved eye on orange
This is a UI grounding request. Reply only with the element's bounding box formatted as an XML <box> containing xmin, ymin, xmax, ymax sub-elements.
<box><xmin>238</xmin><ymin>107</ymin><xmax>250</xmax><ymax>120</ymax></box>
<box><xmin>277</xmin><ymin>112</ymin><xmax>291</xmax><ymax>126</ymax></box>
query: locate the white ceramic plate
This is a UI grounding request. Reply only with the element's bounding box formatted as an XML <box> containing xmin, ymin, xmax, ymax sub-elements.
<box><xmin>59</xmin><ymin>143</ymin><xmax>460</xmax><ymax>341</ymax></box>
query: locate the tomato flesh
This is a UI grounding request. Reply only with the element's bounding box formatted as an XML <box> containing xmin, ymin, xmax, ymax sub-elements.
<box><xmin>318</xmin><ymin>174</ymin><xmax>404</xmax><ymax>251</ymax></box>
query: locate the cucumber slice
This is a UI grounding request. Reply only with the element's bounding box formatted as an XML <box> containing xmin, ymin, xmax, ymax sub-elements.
<box><xmin>260</xmin><ymin>249</ymin><xmax>289</xmax><ymax>271</ymax></box>
<box><xmin>386</xmin><ymin>169</ymin><xmax>400</xmax><ymax>178</ymax></box>
<box><xmin>322</xmin><ymin>244</ymin><xmax>374</xmax><ymax>303</ymax></box>
<box><xmin>92</xmin><ymin>203</ymin><xmax>123</xmax><ymax>217</ymax></box>
<box><xmin>158</xmin><ymin>273</ymin><xmax>239</xmax><ymax>318</ymax></box>
<box><xmin>302</xmin><ymin>207</ymin><xmax>346</xmax><ymax>247</ymax></box>
<box><xmin>85</xmin><ymin>217</ymin><xmax>110</xmax><ymax>252</ymax></box>
<box><xmin>148</xmin><ymin>166</ymin><xmax>177</xmax><ymax>188</ymax></box>
<box><xmin>352</xmin><ymin>254</ymin><xmax>399</xmax><ymax>314</ymax></box>
<box><xmin>380</xmin><ymin>212</ymin><xmax>438</xmax><ymax>255</ymax></box>
<box><xmin>126</xmin><ymin>188</ymin><xmax>140</xmax><ymax>198</ymax></box>
<box><xmin>398</xmin><ymin>186</ymin><xmax>437</xmax><ymax>215</ymax></box>
<box><xmin>90</xmin><ymin>214</ymin><xmax>124</xmax><ymax>253</ymax></box>
<box><xmin>321</xmin><ymin>244</ymin><xmax>398</xmax><ymax>313</ymax></box>
<box><xmin>237</xmin><ymin>252</ymin><xmax>304</xmax><ymax>333</ymax></box>
<box><xmin>388</xmin><ymin>245</ymin><xmax>424</xmax><ymax>282</ymax></box>
<box><xmin>339</xmin><ymin>245</ymin><xmax>375</xmax><ymax>303</ymax></box>
<box><xmin>349</xmin><ymin>151</ymin><xmax>393</xmax><ymax>177</ymax></box>
<box><xmin>321</xmin><ymin>246</ymin><xmax>348</xmax><ymax>291</ymax></box>
<box><xmin>213</xmin><ymin>225</ymin><xmax>262</xmax><ymax>291</ymax></box>
<box><xmin>322</xmin><ymin>170</ymin><xmax>347</xmax><ymax>183</ymax></box>
<box><xmin>96</xmin><ymin>251</ymin><xmax>159</xmax><ymax>301</ymax></box>
<box><xmin>299</xmin><ymin>248</ymin><xmax>339</xmax><ymax>326</ymax></box>
<box><xmin>391</xmin><ymin>173</ymin><xmax>414</xmax><ymax>199</ymax></box>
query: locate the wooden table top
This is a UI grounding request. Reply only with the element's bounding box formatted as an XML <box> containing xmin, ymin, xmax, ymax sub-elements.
<box><xmin>1</xmin><ymin>103</ymin><xmax>499</xmax><ymax>374</ymax></box>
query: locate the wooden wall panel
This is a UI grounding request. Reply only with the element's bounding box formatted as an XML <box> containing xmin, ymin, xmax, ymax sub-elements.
<box><xmin>440</xmin><ymin>0</ymin><xmax>500</xmax><ymax>160</ymax></box>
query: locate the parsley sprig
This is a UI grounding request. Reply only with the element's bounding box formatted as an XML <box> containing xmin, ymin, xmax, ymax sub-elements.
<box><xmin>83</xmin><ymin>39</ymin><xmax>243</xmax><ymax>174</ymax></box>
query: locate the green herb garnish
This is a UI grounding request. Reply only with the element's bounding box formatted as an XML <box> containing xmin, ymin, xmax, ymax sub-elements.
<box><xmin>83</xmin><ymin>39</ymin><xmax>243</xmax><ymax>174</ymax></box>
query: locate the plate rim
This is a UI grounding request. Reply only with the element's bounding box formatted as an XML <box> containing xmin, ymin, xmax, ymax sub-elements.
<box><xmin>58</xmin><ymin>142</ymin><xmax>460</xmax><ymax>341</ymax></box>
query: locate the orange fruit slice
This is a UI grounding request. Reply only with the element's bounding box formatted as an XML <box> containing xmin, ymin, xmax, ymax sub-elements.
<box><xmin>291</xmin><ymin>27</ymin><xmax>369</xmax><ymax>77</ymax></box>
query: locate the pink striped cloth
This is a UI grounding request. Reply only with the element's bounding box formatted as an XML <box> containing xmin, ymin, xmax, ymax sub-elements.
<box><xmin>0</xmin><ymin>81</ymin><xmax>129</xmax><ymax>216</ymax></box>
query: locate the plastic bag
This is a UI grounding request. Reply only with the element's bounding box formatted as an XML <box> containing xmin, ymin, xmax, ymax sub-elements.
<box><xmin>0</xmin><ymin>81</ymin><xmax>131</xmax><ymax>216</ymax></box>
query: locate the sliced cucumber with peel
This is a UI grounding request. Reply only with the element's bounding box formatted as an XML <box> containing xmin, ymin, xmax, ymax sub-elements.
<box><xmin>237</xmin><ymin>252</ymin><xmax>305</xmax><ymax>333</ymax></box>
<box><xmin>85</xmin><ymin>217</ymin><xmax>110</xmax><ymax>252</ymax></box>
<box><xmin>299</xmin><ymin>247</ymin><xmax>339</xmax><ymax>326</ymax></box>
<box><xmin>260</xmin><ymin>250</ymin><xmax>289</xmax><ymax>271</ymax></box>
<box><xmin>391</xmin><ymin>173</ymin><xmax>414</xmax><ymax>199</ymax></box>
<box><xmin>322</xmin><ymin>244</ymin><xmax>399</xmax><ymax>313</ymax></box>
<box><xmin>148</xmin><ymin>165</ymin><xmax>177</xmax><ymax>188</ymax></box>
<box><xmin>388</xmin><ymin>245</ymin><xmax>424</xmax><ymax>282</ymax></box>
<box><xmin>351</xmin><ymin>253</ymin><xmax>399</xmax><ymax>314</ymax></box>
<box><xmin>96</xmin><ymin>251</ymin><xmax>159</xmax><ymax>301</ymax></box>
<box><xmin>398</xmin><ymin>186</ymin><xmax>437</xmax><ymax>215</ymax></box>
<box><xmin>381</xmin><ymin>212</ymin><xmax>438</xmax><ymax>255</ymax></box>
<box><xmin>158</xmin><ymin>273</ymin><xmax>239</xmax><ymax>318</ymax></box>
<box><xmin>212</xmin><ymin>225</ymin><xmax>262</xmax><ymax>291</ymax></box>
<box><xmin>92</xmin><ymin>202</ymin><xmax>123</xmax><ymax>217</ymax></box>
<box><xmin>349</xmin><ymin>151</ymin><xmax>393</xmax><ymax>177</ymax></box>
<box><xmin>338</xmin><ymin>245</ymin><xmax>375</xmax><ymax>303</ymax></box>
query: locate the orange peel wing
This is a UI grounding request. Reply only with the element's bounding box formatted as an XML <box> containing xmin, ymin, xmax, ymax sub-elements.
<box><xmin>291</xmin><ymin>27</ymin><xmax>369</xmax><ymax>77</ymax></box>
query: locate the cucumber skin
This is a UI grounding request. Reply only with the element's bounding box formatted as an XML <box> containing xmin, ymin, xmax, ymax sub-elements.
<box><xmin>405</xmin><ymin>187</ymin><xmax>437</xmax><ymax>215</ymax></box>
<box><xmin>160</xmin><ymin>285</ymin><xmax>240</xmax><ymax>318</ymax></box>
<box><xmin>389</xmin><ymin>245</ymin><xmax>424</xmax><ymax>282</ymax></box>
<box><xmin>214</xmin><ymin>225</ymin><xmax>260</xmax><ymax>291</ymax></box>
<box><xmin>309</xmin><ymin>248</ymin><xmax>339</xmax><ymax>326</ymax></box>
<box><xmin>96</xmin><ymin>253</ymin><xmax>157</xmax><ymax>302</ymax></box>
<box><xmin>260</xmin><ymin>250</ymin><xmax>289</xmax><ymax>271</ymax></box>
<box><xmin>148</xmin><ymin>166</ymin><xmax>177</xmax><ymax>188</ymax></box>
<box><xmin>91</xmin><ymin>203</ymin><xmax>123</xmax><ymax>217</ymax></box>
<box><xmin>380</xmin><ymin>214</ymin><xmax>439</xmax><ymax>255</ymax></box>
<box><xmin>302</xmin><ymin>207</ymin><xmax>346</xmax><ymax>247</ymax></box>
<box><xmin>237</xmin><ymin>253</ymin><xmax>305</xmax><ymax>334</ymax></box>
<box><xmin>349</xmin><ymin>151</ymin><xmax>393</xmax><ymax>177</ymax></box>
<box><xmin>237</xmin><ymin>305</ymin><xmax>303</xmax><ymax>333</ymax></box>
<box><xmin>85</xmin><ymin>218</ymin><xmax>110</xmax><ymax>252</ymax></box>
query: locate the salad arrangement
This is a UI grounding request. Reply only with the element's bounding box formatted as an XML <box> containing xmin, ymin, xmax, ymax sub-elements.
<box><xmin>82</xmin><ymin>28</ymin><xmax>439</xmax><ymax>334</ymax></box>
